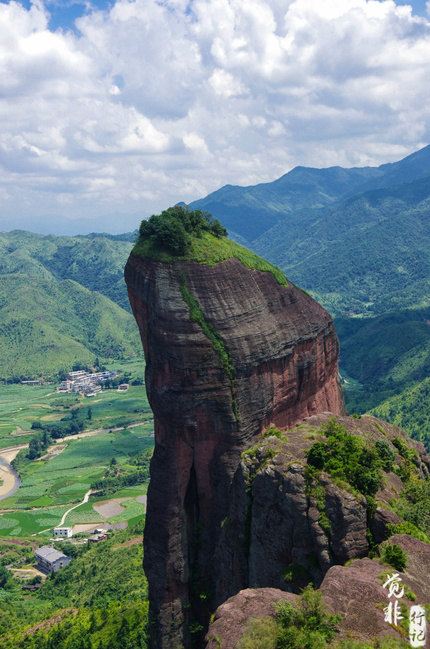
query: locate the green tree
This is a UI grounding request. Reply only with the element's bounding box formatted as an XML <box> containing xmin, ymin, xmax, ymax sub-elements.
<box><xmin>306</xmin><ymin>419</ymin><xmax>383</xmax><ymax>497</ymax></box>
<box><xmin>381</xmin><ymin>544</ymin><xmax>407</xmax><ymax>571</ymax></box>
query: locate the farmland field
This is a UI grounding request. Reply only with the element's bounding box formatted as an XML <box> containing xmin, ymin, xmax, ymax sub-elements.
<box><xmin>0</xmin><ymin>362</ymin><xmax>153</xmax><ymax>537</ymax></box>
<box><xmin>0</xmin><ymin>425</ymin><xmax>153</xmax><ymax>537</ymax></box>
<box><xmin>0</xmin><ymin>370</ymin><xmax>151</xmax><ymax>450</ymax></box>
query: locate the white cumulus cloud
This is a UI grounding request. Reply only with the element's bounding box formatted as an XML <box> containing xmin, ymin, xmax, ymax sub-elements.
<box><xmin>0</xmin><ymin>0</ymin><xmax>429</xmax><ymax>233</ymax></box>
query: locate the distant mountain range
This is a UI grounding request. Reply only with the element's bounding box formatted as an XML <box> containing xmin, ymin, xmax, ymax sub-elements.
<box><xmin>191</xmin><ymin>144</ymin><xmax>430</xmax><ymax>318</ymax></box>
<box><xmin>1</xmin><ymin>145</ymin><xmax>430</xmax><ymax>445</ymax></box>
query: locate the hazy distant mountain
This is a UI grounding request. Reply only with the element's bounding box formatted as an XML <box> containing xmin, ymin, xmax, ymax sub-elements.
<box><xmin>190</xmin><ymin>165</ymin><xmax>381</xmax><ymax>241</ymax></box>
<box><xmin>191</xmin><ymin>145</ymin><xmax>430</xmax><ymax>242</ymax></box>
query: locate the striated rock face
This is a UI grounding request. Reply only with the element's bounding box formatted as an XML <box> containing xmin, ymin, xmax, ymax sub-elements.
<box><xmin>125</xmin><ymin>254</ymin><xmax>343</xmax><ymax>648</ymax></box>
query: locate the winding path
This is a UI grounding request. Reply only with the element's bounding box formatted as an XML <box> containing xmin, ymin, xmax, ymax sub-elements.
<box><xmin>0</xmin><ymin>419</ymin><xmax>148</xmax><ymax>502</ymax></box>
<box><xmin>58</xmin><ymin>489</ymin><xmax>92</xmax><ymax>527</ymax></box>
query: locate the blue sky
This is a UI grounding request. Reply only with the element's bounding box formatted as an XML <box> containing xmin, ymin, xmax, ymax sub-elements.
<box><xmin>408</xmin><ymin>0</ymin><xmax>428</xmax><ymax>13</ymax></box>
<box><xmin>11</xmin><ymin>0</ymin><xmax>429</xmax><ymax>32</ymax></box>
<box><xmin>0</xmin><ymin>0</ymin><xmax>430</xmax><ymax>234</ymax></box>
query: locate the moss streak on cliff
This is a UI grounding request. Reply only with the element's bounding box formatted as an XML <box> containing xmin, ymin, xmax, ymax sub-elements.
<box><xmin>134</xmin><ymin>231</ymin><xmax>288</xmax><ymax>287</ymax></box>
<box><xmin>180</xmin><ymin>280</ymin><xmax>239</xmax><ymax>420</ymax></box>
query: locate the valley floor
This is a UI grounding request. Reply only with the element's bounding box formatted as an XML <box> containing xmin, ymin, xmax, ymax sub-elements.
<box><xmin>0</xmin><ymin>376</ymin><xmax>154</xmax><ymax>539</ymax></box>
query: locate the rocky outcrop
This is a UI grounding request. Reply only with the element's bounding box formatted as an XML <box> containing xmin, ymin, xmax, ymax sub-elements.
<box><xmin>214</xmin><ymin>414</ymin><xmax>430</xmax><ymax>602</ymax></box>
<box><xmin>321</xmin><ymin>536</ymin><xmax>430</xmax><ymax>643</ymax></box>
<box><xmin>205</xmin><ymin>588</ymin><xmax>297</xmax><ymax>649</ymax></box>
<box><xmin>125</xmin><ymin>253</ymin><xmax>343</xmax><ymax>649</ymax></box>
<box><xmin>206</xmin><ymin>536</ymin><xmax>430</xmax><ymax>648</ymax></box>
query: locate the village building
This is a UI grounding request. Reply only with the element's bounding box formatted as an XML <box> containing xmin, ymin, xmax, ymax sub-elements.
<box><xmin>88</xmin><ymin>532</ymin><xmax>108</xmax><ymax>543</ymax></box>
<box><xmin>117</xmin><ymin>383</ymin><xmax>129</xmax><ymax>392</ymax></box>
<box><xmin>57</xmin><ymin>370</ymin><xmax>117</xmax><ymax>396</ymax></box>
<box><xmin>35</xmin><ymin>546</ymin><xmax>72</xmax><ymax>574</ymax></box>
<box><xmin>67</xmin><ymin>370</ymin><xmax>87</xmax><ymax>380</ymax></box>
<box><xmin>58</xmin><ymin>379</ymin><xmax>73</xmax><ymax>392</ymax></box>
<box><xmin>53</xmin><ymin>526</ymin><xmax>73</xmax><ymax>538</ymax></box>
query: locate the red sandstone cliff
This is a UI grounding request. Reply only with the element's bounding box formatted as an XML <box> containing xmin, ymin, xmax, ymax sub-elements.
<box><xmin>125</xmin><ymin>254</ymin><xmax>343</xmax><ymax>649</ymax></box>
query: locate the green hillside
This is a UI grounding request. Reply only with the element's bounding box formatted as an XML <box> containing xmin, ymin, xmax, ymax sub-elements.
<box><xmin>337</xmin><ymin>306</ymin><xmax>430</xmax><ymax>412</ymax></box>
<box><xmin>0</xmin><ymin>232</ymin><xmax>140</xmax><ymax>380</ymax></box>
<box><xmin>1</xmin><ymin>231</ymin><xmax>134</xmax><ymax>310</ymax></box>
<box><xmin>0</xmin><ymin>524</ymin><xmax>148</xmax><ymax>649</ymax></box>
<box><xmin>371</xmin><ymin>378</ymin><xmax>430</xmax><ymax>451</ymax></box>
<box><xmin>254</xmin><ymin>175</ymin><xmax>430</xmax><ymax>317</ymax></box>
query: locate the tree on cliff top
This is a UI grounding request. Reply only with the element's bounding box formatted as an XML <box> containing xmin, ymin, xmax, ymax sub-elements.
<box><xmin>138</xmin><ymin>205</ymin><xmax>227</xmax><ymax>256</ymax></box>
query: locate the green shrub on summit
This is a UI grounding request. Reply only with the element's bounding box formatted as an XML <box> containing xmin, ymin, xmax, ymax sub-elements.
<box><xmin>238</xmin><ymin>586</ymin><xmax>340</xmax><ymax>649</ymax></box>
<box><xmin>134</xmin><ymin>205</ymin><xmax>288</xmax><ymax>285</ymax></box>
<box><xmin>381</xmin><ymin>543</ymin><xmax>407</xmax><ymax>572</ymax></box>
<box><xmin>306</xmin><ymin>418</ymin><xmax>384</xmax><ymax>497</ymax></box>
<box><xmin>138</xmin><ymin>205</ymin><xmax>227</xmax><ymax>256</ymax></box>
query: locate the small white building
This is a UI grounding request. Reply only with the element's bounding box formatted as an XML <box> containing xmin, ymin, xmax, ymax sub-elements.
<box><xmin>53</xmin><ymin>526</ymin><xmax>73</xmax><ymax>538</ymax></box>
<box><xmin>117</xmin><ymin>383</ymin><xmax>129</xmax><ymax>392</ymax></box>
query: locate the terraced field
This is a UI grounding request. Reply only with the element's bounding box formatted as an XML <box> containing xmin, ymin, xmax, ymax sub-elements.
<box><xmin>0</xmin><ymin>425</ymin><xmax>152</xmax><ymax>536</ymax></box>
<box><xmin>0</xmin><ymin>383</ymin><xmax>151</xmax><ymax>449</ymax></box>
<box><xmin>0</xmin><ymin>370</ymin><xmax>153</xmax><ymax>537</ymax></box>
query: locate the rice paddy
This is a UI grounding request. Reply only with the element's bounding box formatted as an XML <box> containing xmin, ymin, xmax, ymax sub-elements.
<box><xmin>0</xmin><ymin>377</ymin><xmax>153</xmax><ymax>537</ymax></box>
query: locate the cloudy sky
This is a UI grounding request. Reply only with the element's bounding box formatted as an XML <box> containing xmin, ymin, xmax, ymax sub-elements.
<box><xmin>1</xmin><ymin>0</ymin><xmax>430</xmax><ymax>234</ymax></box>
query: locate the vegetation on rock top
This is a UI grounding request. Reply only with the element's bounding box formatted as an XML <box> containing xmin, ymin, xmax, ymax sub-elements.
<box><xmin>306</xmin><ymin>418</ymin><xmax>386</xmax><ymax>498</ymax></box>
<box><xmin>237</xmin><ymin>584</ymin><xmax>409</xmax><ymax>648</ymax></box>
<box><xmin>133</xmin><ymin>206</ymin><xmax>288</xmax><ymax>286</ymax></box>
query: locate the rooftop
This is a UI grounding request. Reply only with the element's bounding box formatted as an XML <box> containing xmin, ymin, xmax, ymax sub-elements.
<box><xmin>35</xmin><ymin>546</ymin><xmax>68</xmax><ymax>563</ymax></box>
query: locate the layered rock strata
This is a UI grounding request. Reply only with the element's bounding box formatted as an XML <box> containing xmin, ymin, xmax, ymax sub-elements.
<box><xmin>125</xmin><ymin>254</ymin><xmax>343</xmax><ymax>648</ymax></box>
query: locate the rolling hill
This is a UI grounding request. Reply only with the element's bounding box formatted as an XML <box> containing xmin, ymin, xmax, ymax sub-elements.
<box><xmin>0</xmin><ymin>231</ymin><xmax>139</xmax><ymax>380</ymax></box>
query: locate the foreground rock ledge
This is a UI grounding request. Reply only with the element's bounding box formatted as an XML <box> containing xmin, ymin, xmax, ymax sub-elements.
<box><xmin>206</xmin><ymin>535</ymin><xmax>430</xmax><ymax>648</ymax></box>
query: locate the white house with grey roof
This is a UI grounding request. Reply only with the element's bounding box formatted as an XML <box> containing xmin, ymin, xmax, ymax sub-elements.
<box><xmin>35</xmin><ymin>546</ymin><xmax>71</xmax><ymax>574</ymax></box>
<box><xmin>53</xmin><ymin>526</ymin><xmax>73</xmax><ymax>538</ymax></box>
